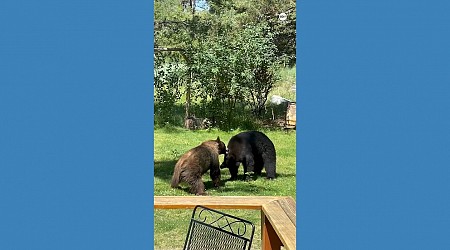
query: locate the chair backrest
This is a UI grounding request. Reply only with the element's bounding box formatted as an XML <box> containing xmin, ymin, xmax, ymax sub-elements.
<box><xmin>183</xmin><ymin>205</ymin><xmax>255</xmax><ymax>250</ymax></box>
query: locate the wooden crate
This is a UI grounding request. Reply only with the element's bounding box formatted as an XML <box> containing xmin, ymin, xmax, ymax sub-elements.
<box><xmin>285</xmin><ymin>102</ymin><xmax>296</xmax><ymax>129</ymax></box>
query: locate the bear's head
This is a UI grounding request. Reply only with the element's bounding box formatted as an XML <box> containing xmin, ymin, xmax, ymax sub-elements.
<box><xmin>220</xmin><ymin>150</ymin><xmax>229</xmax><ymax>169</ymax></box>
<box><xmin>216</xmin><ymin>136</ymin><xmax>227</xmax><ymax>154</ymax></box>
<box><xmin>220</xmin><ymin>150</ymin><xmax>239</xmax><ymax>169</ymax></box>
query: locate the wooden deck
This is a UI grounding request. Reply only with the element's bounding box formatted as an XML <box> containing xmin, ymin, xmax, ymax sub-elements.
<box><xmin>154</xmin><ymin>196</ymin><xmax>296</xmax><ymax>250</ymax></box>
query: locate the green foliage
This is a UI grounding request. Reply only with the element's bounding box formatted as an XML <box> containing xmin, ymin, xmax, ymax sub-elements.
<box><xmin>154</xmin><ymin>0</ymin><xmax>296</xmax><ymax>130</ymax></box>
<box><xmin>154</xmin><ymin>55</ymin><xmax>188</xmax><ymax>125</ymax></box>
<box><xmin>207</xmin><ymin>0</ymin><xmax>296</xmax><ymax>66</ymax></box>
<box><xmin>271</xmin><ymin>66</ymin><xmax>296</xmax><ymax>101</ymax></box>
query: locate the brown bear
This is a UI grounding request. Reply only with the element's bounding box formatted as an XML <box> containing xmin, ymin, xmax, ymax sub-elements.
<box><xmin>170</xmin><ymin>137</ymin><xmax>227</xmax><ymax>195</ymax></box>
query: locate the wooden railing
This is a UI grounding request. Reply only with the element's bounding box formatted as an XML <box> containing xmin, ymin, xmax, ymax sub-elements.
<box><xmin>154</xmin><ymin>196</ymin><xmax>296</xmax><ymax>250</ymax></box>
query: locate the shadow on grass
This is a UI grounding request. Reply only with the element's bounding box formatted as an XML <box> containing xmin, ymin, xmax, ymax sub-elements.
<box><xmin>154</xmin><ymin>125</ymin><xmax>187</xmax><ymax>133</ymax></box>
<box><xmin>155</xmin><ymin>159</ymin><xmax>295</xmax><ymax>195</ymax></box>
<box><xmin>154</xmin><ymin>160</ymin><xmax>177</xmax><ymax>183</ymax></box>
<box><xmin>217</xmin><ymin>181</ymin><xmax>275</xmax><ymax>193</ymax></box>
<box><xmin>154</xmin><ymin>159</ymin><xmax>233</xmax><ymax>195</ymax></box>
<box><xmin>261</xmin><ymin>172</ymin><xmax>296</xmax><ymax>179</ymax></box>
<box><xmin>221</xmin><ymin>172</ymin><xmax>296</xmax><ymax>181</ymax></box>
<box><xmin>172</xmin><ymin>179</ymin><xmax>234</xmax><ymax>195</ymax></box>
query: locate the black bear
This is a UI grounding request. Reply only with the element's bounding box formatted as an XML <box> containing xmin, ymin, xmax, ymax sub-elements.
<box><xmin>220</xmin><ymin>131</ymin><xmax>276</xmax><ymax>180</ymax></box>
<box><xmin>171</xmin><ymin>137</ymin><xmax>227</xmax><ymax>195</ymax></box>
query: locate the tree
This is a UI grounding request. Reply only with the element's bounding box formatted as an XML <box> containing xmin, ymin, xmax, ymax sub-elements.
<box><xmin>207</xmin><ymin>0</ymin><xmax>296</xmax><ymax>66</ymax></box>
<box><xmin>154</xmin><ymin>0</ymin><xmax>294</xmax><ymax>129</ymax></box>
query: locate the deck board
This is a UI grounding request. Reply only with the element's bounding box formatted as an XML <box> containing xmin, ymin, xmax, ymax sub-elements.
<box><xmin>154</xmin><ymin>196</ymin><xmax>283</xmax><ymax>209</ymax></box>
<box><xmin>262</xmin><ymin>198</ymin><xmax>296</xmax><ymax>250</ymax></box>
<box><xmin>154</xmin><ymin>196</ymin><xmax>296</xmax><ymax>250</ymax></box>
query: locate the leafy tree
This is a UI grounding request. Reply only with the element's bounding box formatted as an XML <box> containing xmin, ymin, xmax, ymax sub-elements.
<box><xmin>154</xmin><ymin>0</ymin><xmax>295</xmax><ymax>129</ymax></box>
<box><xmin>207</xmin><ymin>0</ymin><xmax>296</xmax><ymax>66</ymax></box>
<box><xmin>153</xmin><ymin>54</ymin><xmax>187</xmax><ymax>125</ymax></box>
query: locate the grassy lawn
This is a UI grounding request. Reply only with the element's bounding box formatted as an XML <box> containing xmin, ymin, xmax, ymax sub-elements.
<box><xmin>154</xmin><ymin>128</ymin><xmax>296</xmax><ymax>250</ymax></box>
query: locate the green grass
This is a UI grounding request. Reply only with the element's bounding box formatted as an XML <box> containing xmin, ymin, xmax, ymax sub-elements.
<box><xmin>154</xmin><ymin>128</ymin><xmax>296</xmax><ymax>250</ymax></box>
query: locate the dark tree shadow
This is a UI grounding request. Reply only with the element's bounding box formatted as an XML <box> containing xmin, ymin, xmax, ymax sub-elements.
<box><xmin>154</xmin><ymin>160</ymin><xmax>178</xmax><ymax>183</ymax></box>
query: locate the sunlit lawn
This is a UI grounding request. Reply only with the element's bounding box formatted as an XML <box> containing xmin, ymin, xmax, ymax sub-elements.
<box><xmin>153</xmin><ymin>128</ymin><xmax>296</xmax><ymax>250</ymax></box>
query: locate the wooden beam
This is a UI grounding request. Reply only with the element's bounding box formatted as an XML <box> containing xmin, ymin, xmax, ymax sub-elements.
<box><xmin>262</xmin><ymin>198</ymin><xmax>296</xmax><ymax>250</ymax></box>
<box><xmin>154</xmin><ymin>196</ymin><xmax>297</xmax><ymax>249</ymax></box>
<box><xmin>262</xmin><ymin>211</ymin><xmax>283</xmax><ymax>250</ymax></box>
<box><xmin>154</xmin><ymin>196</ymin><xmax>283</xmax><ymax>209</ymax></box>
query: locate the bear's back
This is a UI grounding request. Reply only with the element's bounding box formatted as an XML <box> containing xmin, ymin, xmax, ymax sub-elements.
<box><xmin>175</xmin><ymin>142</ymin><xmax>218</xmax><ymax>174</ymax></box>
<box><xmin>236</xmin><ymin>131</ymin><xmax>275</xmax><ymax>152</ymax></box>
<box><xmin>199</xmin><ymin>140</ymin><xmax>224</xmax><ymax>156</ymax></box>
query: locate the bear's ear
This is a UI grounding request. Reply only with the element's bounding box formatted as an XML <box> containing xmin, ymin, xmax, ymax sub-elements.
<box><xmin>216</xmin><ymin>136</ymin><xmax>220</xmax><ymax>142</ymax></box>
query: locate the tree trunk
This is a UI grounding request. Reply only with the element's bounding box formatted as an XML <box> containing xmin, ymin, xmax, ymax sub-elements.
<box><xmin>185</xmin><ymin>70</ymin><xmax>192</xmax><ymax>121</ymax></box>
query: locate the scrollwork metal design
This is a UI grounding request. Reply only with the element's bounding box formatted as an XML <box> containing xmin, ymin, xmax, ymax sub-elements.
<box><xmin>195</xmin><ymin>207</ymin><xmax>251</xmax><ymax>237</ymax></box>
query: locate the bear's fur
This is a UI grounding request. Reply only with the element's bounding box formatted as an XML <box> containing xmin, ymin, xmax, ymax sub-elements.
<box><xmin>220</xmin><ymin>131</ymin><xmax>276</xmax><ymax>180</ymax></box>
<box><xmin>171</xmin><ymin>137</ymin><xmax>227</xmax><ymax>195</ymax></box>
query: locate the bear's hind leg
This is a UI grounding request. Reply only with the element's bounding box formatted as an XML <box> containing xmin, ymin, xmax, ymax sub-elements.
<box><xmin>254</xmin><ymin>158</ymin><xmax>263</xmax><ymax>177</ymax></box>
<box><xmin>229</xmin><ymin>164</ymin><xmax>239</xmax><ymax>181</ymax></box>
<box><xmin>210</xmin><ymin>164</ymin><xmax>221</xmax><ymax>188</ymax></box>
<box><xmin>189</xmin><ymin>178</ymin><xmax>206</xmax><ymax>195</ymax></box>
<box><xmin>265</xmin><ymin>163</ymin><xmax>276</xmax><ymax>179</ymax></box>
<box><xmin>243</xmin><ymin>155</ymin><xmax>256</xmax><ymax>181</ymax></box>
<box><xmin>261</xmin><ymin>152</ymin><xmax>276</xmax><ymax>179</ymax></box>
<box><xmin>183</xmin><ymin>171</ymin><xmax>206</xmax><ymax>195</ymax></box>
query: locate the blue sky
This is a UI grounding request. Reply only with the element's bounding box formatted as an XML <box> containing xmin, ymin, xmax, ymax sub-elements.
<box><xmin>196</xmin><ymin>0</ymin><xmax>209</xmax><ymax>11</ymax></box>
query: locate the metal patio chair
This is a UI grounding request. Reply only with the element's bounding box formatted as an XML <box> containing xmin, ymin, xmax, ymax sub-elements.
<box><xmin>183</xmin><ymin>205</ymin><xmax>256</xmax><ymax>250</ymax></box>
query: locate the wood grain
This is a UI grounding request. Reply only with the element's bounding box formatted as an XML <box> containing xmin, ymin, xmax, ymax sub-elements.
<box><xmin>154</xmin><ymin>196</ymin><xmax>283</xmax><ymax>209</ymax></box>
<box><xmin>262</xmin><ymin>199</ymin><xmax>296</xmax><ymax>250</ymax></box>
